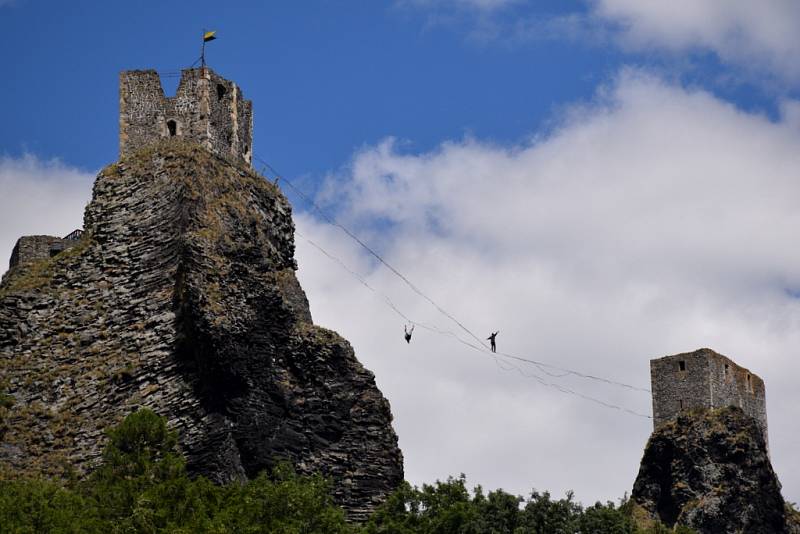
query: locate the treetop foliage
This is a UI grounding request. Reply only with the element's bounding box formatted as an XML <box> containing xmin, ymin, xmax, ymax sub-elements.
<box><xmin>0</xmin><ymin>409</ymin><xmax>694</xmax><ymax>533</ymax></box>
<box><xmin>360</xmin><ymin>476</ymin><xmax>695</xmax><ymax>534</ymax></box>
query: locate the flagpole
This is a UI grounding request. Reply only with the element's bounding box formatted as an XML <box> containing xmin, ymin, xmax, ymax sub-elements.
<box><xmin>201</xmin><ymin>28</ymin><xmax>206</xmax><ymax>69</ymax></box>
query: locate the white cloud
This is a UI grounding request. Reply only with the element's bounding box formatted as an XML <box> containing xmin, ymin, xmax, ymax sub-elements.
<box><xmin>295</xmin><ymin>69</ymin><xmax>800</xmax><ymax>505</ymax></box>
<box><xmin>401</xmin><ymin>0</ymin><xmax>800</xmax><ymax>85</ymax></box>
<box><xmin>394</xmin><ymin>0</ymin><xmax>526</xmax><ymax>41</ymax></box>
<box><xmin>0</xmin><ymin>155</ymin><xmax>94</xmax><ymax>276</ymax></box>
<box><xmin>398</xmin><ymin>0</ymin><xmax>519</xmax><ymax>12</ymax></box>
<box><xmin>780</xmin><ymin>99</ymin><xmax>800</xmax><ymax>130</ymax></box>
<box><xmin>590</xmin><ymin>1</ymin><xmax>800</xmax><ymax>84</ymax></box>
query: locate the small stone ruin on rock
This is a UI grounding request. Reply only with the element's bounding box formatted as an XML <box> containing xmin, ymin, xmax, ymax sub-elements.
<box><xmin>650</xmin><ymin>347</ymin><xmax>768</xmax><ymax>445</ymax></box>
<box><xmin>7</xmin><ymin>230</ymin><xmax>84</xmax><ymax>271</ymax></box>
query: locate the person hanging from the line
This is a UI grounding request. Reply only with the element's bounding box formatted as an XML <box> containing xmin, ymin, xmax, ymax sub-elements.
<box><xmin>404</xmin><ymin>324</ymin><xmax>414</xmax><ymax>344</ymax></box>
<box><xmin>487</xmin><ymin>331</ymin><xmax>499</xmax><ymax>353</ymax></box>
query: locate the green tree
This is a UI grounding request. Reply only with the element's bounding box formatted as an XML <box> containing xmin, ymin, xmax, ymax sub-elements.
<box><xmin>0</xmin><ymin>478</ymin><xmax>103</xmax><ymax>534</ymax></box>
<box><xmin>86</xmin><ymin>408</ymin><xmax>188</xmax><ymax>526</ymax></box>
<box><xmin>213</xmin><ymin>464</ymin><xmax>350</xmax><ymax>534</ymax></box>
<box><xmin>516</xmin><ymin>490</ymin><xmax>582</xmax><ymax>533</ymax></box>
<box><xmin>577</xmin><ymin>501</ymin><xmax>636</xmax><ymax>534</ymax></box>
<box><xmin>362</xmin><ymin>476</ymin><xmax>484</xmax><ymax>534</ymax></box>
<box><xmin>471</xmin><ymin>486</ymin><xmax>524</xmax><ymax>533</ymax></box>
<box><xmin>0</xmin><ymin>409</ymin><xmax>700</xmax><ymax>533</ymax></box>
<box><xmin>363</xmin><ymin>478</ymin><xmax>697</xmax><ymax>534</ymax></box>
<box><xmin>360</xmin><ymin>480</ymin><xmax>424</xmax><ymax>534</ymax></box>
<box><xmin>0</xmin><ymin>409</ymin><xmax>353</xmax><ymax>533</ymax></box>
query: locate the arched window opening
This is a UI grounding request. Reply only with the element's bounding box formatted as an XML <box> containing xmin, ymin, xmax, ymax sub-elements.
<box><xmin>167</xmin><ymin>120</ymin><xmax>177</xmax><ymax>137</ymax></box>
<box><xmin>217</xmin><ymin>83</ymin><xmax>227</xmax><ymax>101</ymax></box>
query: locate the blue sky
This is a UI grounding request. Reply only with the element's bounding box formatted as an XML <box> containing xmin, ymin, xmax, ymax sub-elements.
<box><xmin>2</xmin><ymin>1</ymin><xmax>791</xmax><ymax>179</ymax></box>
<box><xmin>3</xmin><ymin>0</ymin><xmax>800</xmax><ymax>509</ymax></box>
<box><xmin>1</xmin><ymin>1</ymin><xmax>603</xmax><ymax>176</ymax></box>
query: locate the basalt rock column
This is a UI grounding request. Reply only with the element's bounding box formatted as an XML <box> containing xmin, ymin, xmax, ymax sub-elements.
<box><xmin>0</xmin><ymin>141</ymin><xmax>403</xmax><ymax>520</ymax></box>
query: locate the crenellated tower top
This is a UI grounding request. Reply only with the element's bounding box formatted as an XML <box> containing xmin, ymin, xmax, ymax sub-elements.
<box><xmin>119</xmin><ymin>67</ymin><xmax>253</xmax><ymax>166</ymax></box>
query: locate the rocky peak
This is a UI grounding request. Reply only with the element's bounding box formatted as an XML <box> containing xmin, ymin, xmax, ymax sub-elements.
<box><xmin>0</xmin><ymin>140</ymin><xmax>403</xmax><ymax>520</ymax></box>
<box><xmin>631</xmin><ymin>405</ymin><xmax>795</xmax><ymax>533</ymax></box>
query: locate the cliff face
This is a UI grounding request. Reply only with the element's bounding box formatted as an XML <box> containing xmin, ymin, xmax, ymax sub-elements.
<box><xmin>0</xmin><ymin>142</ymin><xmax>403</xmax><ymax>520</ymax></box>
<box><xmin>631</xmin><ymin>406</ymin><xmax>790</xmax><ymax>534</ymax></box>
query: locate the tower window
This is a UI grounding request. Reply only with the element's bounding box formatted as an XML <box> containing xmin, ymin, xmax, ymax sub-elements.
<box><xmin>724</xmin><ymin>364</ymin><xmax>729</xmax><ymax>379</ymax></box>
<box><xmin>679</xmin><ymin>399</ymin><xmax>684</xmax><ymax>410</ymax></box>
<box><xmin>217</xmin><ymin>83</ymin><xmax>227</xmax><ymax>101</ymax></box>
<box><xmin>167</xmin><ymin>120</ymin><xmax>177</xmax><ymax>137</ymax></box>
<box><xmin>678</xmin><ymin>360</ymin><xmax>686</xmax><ymax>372</ymax></box>
<box><xmin>747</xmin><ymin>374</ymin><xmax>752</xmax><ymax>393</ymax></box>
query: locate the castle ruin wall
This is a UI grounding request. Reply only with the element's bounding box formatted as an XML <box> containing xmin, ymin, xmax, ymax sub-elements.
<box><xmin>651</xmin><ymin>351</ymin><xmax>712</xmax><ymax>424</ymax></box>
<box><xmin>119</xmin><ymin>68</ymin><xmax>252</xmax><ymax>166</ymax></box>
<box><xmin>651</xmin><ymin>348</ymin><xmax>768</xmax><ymax>445</ymax></box>
<box><xmin>8</xmin><ymin>235</ymin><xmax>80</xmax><ymax>270</ymax></box>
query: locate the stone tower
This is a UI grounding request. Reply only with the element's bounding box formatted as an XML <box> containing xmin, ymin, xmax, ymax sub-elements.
<box><xmin>119</xmin><ymin>67</ymin><xmax>252</xmax><ymax>166</ymax></box>
<box><xmin>650</xmin><ymin>348</ymin><xmax>768</xmax><ymax>443</ymax></box>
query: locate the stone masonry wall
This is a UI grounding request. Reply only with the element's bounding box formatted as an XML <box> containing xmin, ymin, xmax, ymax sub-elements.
<box><xmin>0</xmin><ymin>141</ymin><xmax>402</xmax><ymax>520</ymax></box>
<box><xmin>651</xmin><ymin>348</ymin><xmax>767</xmax><ymax>442</ymax></box>
<box><xmin>706</xmin><ymin>350</ymin><xmax>768</xmax><ymax>447</ymax></box>
<box><xmin>651</xmin><ymin>350</ymin><xmax>711</xmax><ymax>425</ymax></box>
<box><xmin>119</xmin><ymin>68</ymin><xmax>252</xmax><ymax>166</ymax></box>
<box><xmin>8</xmin><ymin>236</ymin><xmax>80</xmax><ymax>271</ymax></box>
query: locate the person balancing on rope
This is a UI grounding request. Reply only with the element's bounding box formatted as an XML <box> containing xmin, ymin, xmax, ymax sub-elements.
<box><xmin>404</xmin><ymin>324</ymin><xmax>414</xmax><ymax>344</ymax></box>
<box><xmin>487</xmin><ymin>331</ymin><xmax>499</xmax><ymax>353</ymax></box>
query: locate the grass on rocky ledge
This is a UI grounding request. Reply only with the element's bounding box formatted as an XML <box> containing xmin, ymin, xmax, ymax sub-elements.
<box><xmin>787</xmin><ymin>502</ymin><xmax>800</xmax><ymax>528</ymax></box>
<box><xmin>0</xmin><ymin>384</ymin><xmax>14</xmax><ymax>438</ymax></box>
<box><xmin>0</xmin><ymin>235</ymin><xmax>93</xmax><ymax>297</ymax></box>
<box><xmin>113</xmin><ymin>139</ymin><xmax>279</xmax><ymax>194</ymax></box>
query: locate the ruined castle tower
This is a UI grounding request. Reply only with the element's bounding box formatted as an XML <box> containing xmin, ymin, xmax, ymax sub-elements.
<box><xmin>650</xmin><ymin>348</ymin><xmax>768</xmax><ymax>443</ymax></box>
<box><xmin>1</xmin><ymin>67</ymin><xmax>403</xmax><ymax>520</ymax></box>
<box><xmin>119</xmin><ymin>67</ymin><xmax>253</xmax><ymax>165</ymax></box>
<box><xmin>633</xmin><ymin>349</ymin><xmax>789</xmax><ymax>532</ymax></box>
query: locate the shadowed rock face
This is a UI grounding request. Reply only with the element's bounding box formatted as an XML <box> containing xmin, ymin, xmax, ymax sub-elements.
<box><xmin>0</xmin><ymin>141</ymin><xmax>403</xmax><ymax>520</ymax></box>
<box><xmin>632</xmin><ymin>406</ymin><xmax>790</xmax><ymax>534</ymax></box>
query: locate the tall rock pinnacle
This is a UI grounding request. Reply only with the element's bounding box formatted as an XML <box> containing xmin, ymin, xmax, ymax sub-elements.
<box><xmin>0</xmin><ymin>141</ymin><xmax>404</xmax><ymax>520</ymax></box>
<box><xmin>631</xmin><ymin>406</ymin><xmax>794</xmax><ymax>533</ymax></box>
